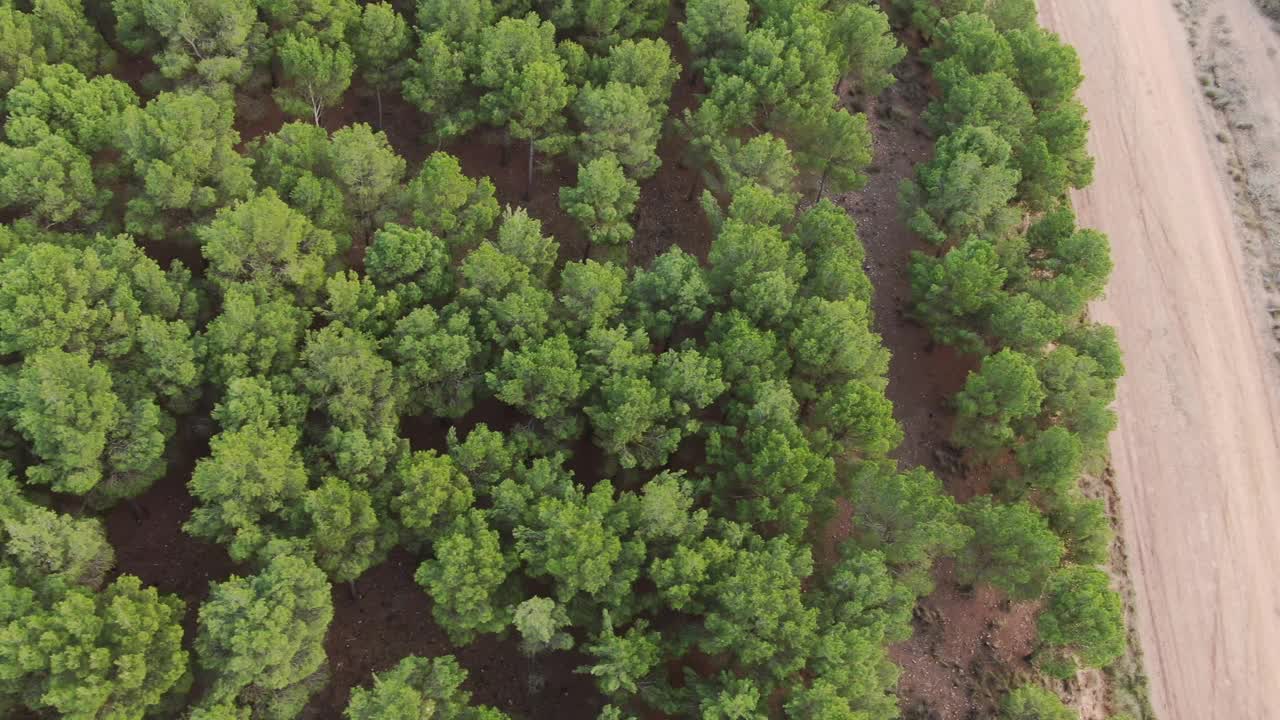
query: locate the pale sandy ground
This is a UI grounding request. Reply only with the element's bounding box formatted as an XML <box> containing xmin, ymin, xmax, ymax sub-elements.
<box><xmin>1039</xmin><ymin>1</ymin><xmax>1280</xmax><ymax>719</ymax></box>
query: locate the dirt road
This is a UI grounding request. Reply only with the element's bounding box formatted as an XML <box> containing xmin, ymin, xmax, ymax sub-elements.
<box><xmin>1038</xmin><ymin>1</ymin><xmax>1280</xmax><ymax>718</ymax></box>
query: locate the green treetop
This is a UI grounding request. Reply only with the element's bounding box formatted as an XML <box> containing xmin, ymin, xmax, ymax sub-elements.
<box><xmin>1036</xmin><ymin>565</ymin><xmax>1125</xmax><ymax>677</ymax></box>
<box><xmin>558</xmin><ymin>260</ymin><xmax>629</xmax><ymax>334</ymax></box>
<box><xmin>0</xmin><ymin>134</ymin><xmax>106</xmax><ymax>228</ymax></box>
<box><xmin>708</xmin><ymin>219</ymin><xmax>805</xmax><ymax>327</ymax></box>
<box><xmin>295</xmin><ymin>322</ymin><xmax>403</xmax><ymax>482</ymax></box>
<box><xmin>11</xmin><ymin>350</ymin><xmax>121</xmax><ymax>498</ymax></box>
<box><xmin>1010</xmin><ymin>425</ymin><xmax>1083</xmax><ymax>502</ymax></box>
<box><xmin>250</xmin><ymin>122</ymin><xmax>347</xmax><ymax>240</ymax></box>
<box><xmin>350</xmin><ymin>2</ymin><xmax>411</xmax><ymax>125</ymax></box>
<box><xmin>257</xmin><ymin>0</ymin><xmax>359</xmax><ymax>43</ymax></box>
<box><xmin>303</xmin><ymin>475</ymin><xmax>389</xmax><ymax>582</ymax></box>
<box><xmin>116</xmin><ymin>90</ymin><xmax>253</xmax><ymax>241</ymax></box>
<box><xmin>680</xmin><ymin>0</ymin><xmax>751</xmax><ymax>74</ymax></box>
<box><xmin>952</xmin><ymin>348</ymin><xmax>1046</xmax><ymax>456</ymax></box>
<box><xmin>786</xmin><ymin>105</ymin><xmax>873</xmax><ymax>203</ymax></box>
<box><xmin>0</xmin><ymin>5</ymin><xmax>44</xmax><ymax>95</ymax></box>
<box><xmin>402</xmin><ymin>152</ymin><xmax>500</xmax><ymax>252</ymax></box>
<box><xmin>414</xmin><ymin>0</ymin><xmax>495</xmax><ymax>43</ymax></box>
<box><xmin>924</xmin><ymin>12</ymin><xmax>1014</xmax><ymax>76</ymax></box>
<box><xmin>113</xmin><ymin>0</ymin><xmax>264</xmax><ymax>88</ymax></box>
<box><xmin>595</xmin><ymin>38</ymin><xmax>680</xmax><ymax>105</ymax></box>
<box><xmin>345</xmin><ymin>655</ymin><xmax>509</xmax><ymax>720</ymax></box>
<box><xmin>1036</xmin><ymin>345</ymin><xmax>1117</xmax><ymax>459</ymax></box>
<box><xmin>390</xmin><ymin>450</ymin><xmax>475</xmax><ymax>546</ymax></box>
<box><xmin>0</xmin><ymin>573</ymin><xmax>188</xmax><ymax>720</ymax></box>
<box><xmin>1007</xmin><ymin>25</ymin><xmax>1084</xmax><ymax>111</ymax></box>
<box><xmin>274</xmin><ymin>33</ymin><xmax>355</xmax><ymax>126</ymax></box>
<box><xmin>926</xmin><ymin>68</ymin><xmax>1036</xmax><ymax>148</ymax></box>
<box><xmin>560</xmin><ymin>155</ymin><xmax>640</xmax><ymax>252</ymax></box>
<box><xmin>4</xmin><ymin>63</ymin><xmax>137</xmax><ymax>153</ymax></box>
<box><xmin>486</xmin><ymin>333</ymin><xmax>586</xmax><ymax>439</ymax></box>
<box><xmin>900</xmin><ymin>126</ymin><xmax>1021</xmax><ymax>246</ymax></box>
<box><xmin>1047</xmin><ymin>493</ymin><xmax>1111</xmax><ymax>567</ymax></box>
<box><xmin>705</xmin><ymin>134</ymin><xmax>799</xmax><ymax>206</ymax></box>
<box><xmin>195</xmin><ymin>550</ymin><xmax>333</xmax><ymax>714</ymax></box>
<box><xmin>958</xmin><ymin>496</ymin><xmax>1064</xmax><ymax>599</ymax></box>
<box><xmin>415</xmin><ymin>510</ymin><xmax>515</xmax><ymax>644</ymax></box>
<box><xmin>455</xmin><ymin>242</ymin><xmax>555</xmax><ymax>352</ymax></box>
<box><xmin>185</xmin><ymin>423</ymin><xmax>309</xmax><ymax>564</ymax></box>
<box><xmin>828</xmin><ymin>2</ymin><xmax>905</xmax><ymax>95</ymax></box>
<box><xmin>808</xmin><ymin>379</ymin><xmax>903</xmax><ymax>460</ymax></box>
<box><xmin>908</xmin><ymin>237</ymin><xmax>1008</xmax><ymax>352</ymax></box>
<box><xmin>705</xmin><ymin>385</ymin><xmax>834</xmax><ymax>538</ymax></box>
<box><xmin>0</xmin><ymin>236</ymin><xmax>200</xmax><ymax>501</ymax></box>
<box><xmin>625</xmin><ymin>248</ymin><xmax>712</xmax><ymax>345</ymax></box>
<box><xmin>447</xmin><ymin>423</ymin><xmax>525</xmax><ymax>494</ymax></box>
<box><xmin>1001</xmin><ymin>685</ymin><xmax>1077</xmax><ymax>720</ymax></box>
<box><xmin>0</xmin><ymin>467</ymin><xmax>114</xmax><ymax>593</ymax></box>
<box><xmin>0</xmin><ymin>0</ymin><xmax>112</xmax><ymax>96</ymax></box>
<box><xmin>365</xmin><ymin>223</ymin><xmax>452</xmax><ymax>309</ymax></box>
<box><xmin>250</xmin><ymin>120</ymin><xmax>413</xmax><ymax>245</ymax></box>
<box><xmin>475</xmin><ymin>14</ymin><xmax>575</xmax><ymax>196</ymax></box>
<box><xmin>514</xmin><ymin>479</ymin><xmax>641</xmax><ymax>607</ymax></box>
<box><xmin>573</xmin><ymin>81</ymin><xmax>663</xmax><ymax>181</ymax></box>
<box><xmin>324</xmin><ymin>124</ymin><xmax>407</xmax><ymax>236</ymax></box>
<box><xmin>547</xmin><ymin>0</ymin><xmax>667</xmax><ymax>50</ymax></box>
<box><xmin>697</xmin><ymin>533</ymin><xmax>817</xmax><ymax>684</ymax></box>
<box><xmin>513</xmin><ymin>596</ymin><xmax>574</xmax><ymax>656</ymax></box>
<box><xmin>845</xmin><ymin>462</ymin><xmax>970</xmax><ymax>595</ymax></box>
<box><xmin>401</xmin><ymin>30</ymin><xmax>475</xmax><ymax>143</ymax></box>
<box><xmin>199</xmin><ymin>288</ymin><xmax>311</xmax><ymax>388</ymax></box>
<box><xmin>388</xmin><ymin>306</ymin><xmax>482</xmax><ymax>419</ymax></box>
<box><xmin>578</xmin><ymin>612</ymin><xmax>662</xmax><ymax>698</ymax></box>
<box><xmin>198</xmin><ymin>190</ymin><xmax>339</xmax><ymax>305</ymax></box>
<box><xmin>1012</xmin><ymin>208</ymin><xmax>1113</xmax><ymax>318</ymax></box>
<box><xmin>787</xmin><ymin>295</ymin><xmax>889</xmax><ymax>402</ymax></box>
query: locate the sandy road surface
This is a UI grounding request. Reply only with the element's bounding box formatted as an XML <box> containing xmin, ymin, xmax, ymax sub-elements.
<box><xmin>1038</xmin><ymin>1</ymin><xmax>1280</xmax><ymax>718</ymax></box>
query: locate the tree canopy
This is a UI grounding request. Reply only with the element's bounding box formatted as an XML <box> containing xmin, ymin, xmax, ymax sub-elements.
<box><xmin>0</xmin><ymin>0</ymin><xmax>1128</xmax><ymax>716</ymax></box>
<box><xmin>195</xmin><ymin>550</ymin><xmax>333</xmax><ymax>715</ymax></box>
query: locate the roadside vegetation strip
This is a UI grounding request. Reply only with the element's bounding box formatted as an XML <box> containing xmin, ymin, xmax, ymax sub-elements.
<box><xmin>891</xmin><ymin>0</ymin><xmax>1147</xmax><ymax>711</ymax></box>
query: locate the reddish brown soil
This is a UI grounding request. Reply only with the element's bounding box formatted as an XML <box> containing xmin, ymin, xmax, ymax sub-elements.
<box><xmin>833</xmin><ymin>43</ymin><xmax>1038</xmax><ymax>719</ymax></box>
<box><xmin>110</xmin><ymin>53</ymin><xmax>159</xmax><ymax>101</ymax></box>
<box><xmin>301</xmin><ymin>550</ymin><xmax>606</xmax><ymax>720</ymax></box>
<box><xmin>103</xmin><ymin>413</ymin><xmax>238</xmax><ymax>637</ymax></box>
<box><xmin>400</xmin><ymin>397</ymin><xmax>522</xmax><ymax>457</ymax></box>
<box><xmin>234</xmin><ymin>91</ymin><xmax>289</xmax><ymax>153</ymax></box>
<box><xmin>837</xmin><ymin>59</ymin><xmax>973</xmax><ymax>473</ymax></box>
<box><xmin>628</xmin><ymin>20</ymin><xmax>715</xmax><ymax>266</ymax></box>
<box><xmin>134</xmin><ymin>235</ymin><xmax>208</xmax><ymax>277</ymax></box>
<box><xmin>892</xmin><ymin>562</ymin><xmax>1037</xmax><ymax>720</ymax></box>
<box><xmin>100</xmin><ymin>410</ymin><xmax>239</xmax><ymax>714</ymax></box>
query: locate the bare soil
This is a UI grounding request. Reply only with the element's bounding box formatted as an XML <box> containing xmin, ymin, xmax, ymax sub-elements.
<box><xmin>1039</xmin><ymin>1</ymin><xmax>1280</xmax><ymax>718</ymax></box>
<box><xmin>892</xmin><ymin>562</ymin><xmax>1038</xmax><ymax>720</ymax></box>
<box><xmin>834</xmin><ymin>46</ymin><xmax>1043</xmax><ymax>720</ymax></box>
<box><xmin>300</xmin><ymin>549</ymin><xmax>605</xmax><ymax>720</ymax></box>
<box><xmin>103</xmin><ymin>410</ymin><xmax>239</xmax><ymax>648</ymax></box>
